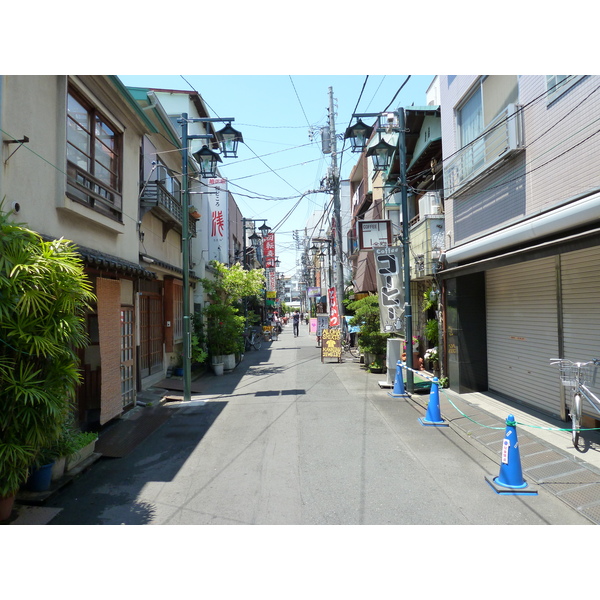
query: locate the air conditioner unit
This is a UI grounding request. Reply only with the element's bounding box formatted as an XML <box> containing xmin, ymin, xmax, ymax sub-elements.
<box><xmin>418</xmin><ymin>192</ymin><xmax>442</xmax><ymax>219</ymax></box>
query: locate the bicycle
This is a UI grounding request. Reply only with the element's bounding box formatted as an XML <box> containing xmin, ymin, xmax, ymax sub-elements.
<box><xmin>551</xmin><ymin>357</ymin><xmax>600</xmax><ymax>448</ymax></box>
<box><xmin>341</xmin><ymin>332</ymin><xmax>360</xmax><ymax>358</ymax></box>
<box><xmin>244</xmin><ymin>327</ymin><xmax>262</xmax><ymax>351</ymax></box>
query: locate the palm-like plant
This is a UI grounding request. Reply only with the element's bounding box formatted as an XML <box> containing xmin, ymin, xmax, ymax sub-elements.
<box><xmin>0</xmin><ymin>211</ymin><xmax>95</xmax><ymax>499</ymax></box>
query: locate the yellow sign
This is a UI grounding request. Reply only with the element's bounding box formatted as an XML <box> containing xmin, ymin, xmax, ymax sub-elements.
<box><xmin>267</xmin><ymin>291</ymin><xmax>277</xmax><ymax>298</ymax></box>
<box><xmin>321</xmin><ymin>328</ymin><xmax>342</xmax><ymax>360</ymax></box>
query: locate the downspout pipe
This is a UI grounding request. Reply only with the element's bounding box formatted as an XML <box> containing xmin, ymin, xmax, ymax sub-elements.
<box><xmin>445</xmin><ymin>191</ymin><xmax>600</xmax><ymax>265</ymax></box>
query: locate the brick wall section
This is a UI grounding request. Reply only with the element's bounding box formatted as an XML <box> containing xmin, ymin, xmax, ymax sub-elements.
<box><xmin>96</xmin><ymin>277</ymin><xmax>122</xmax><ymax>425</ymax></box>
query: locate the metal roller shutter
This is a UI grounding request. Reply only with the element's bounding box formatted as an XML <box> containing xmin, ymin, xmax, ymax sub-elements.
<box><xmin>486</xmin><ymin>257</ymin><xmax>561</xmax><ymax>417</ymax></box>
<box><xmin>560</xmin><ymin>246</ymin><xmax>600</xmax><ymax>417</ymax></box>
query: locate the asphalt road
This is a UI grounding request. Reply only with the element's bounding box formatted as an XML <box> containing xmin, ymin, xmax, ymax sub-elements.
<box><xmin>48</xmin><ymin>323</ymin><xmax>589</xmax><ymax>525</ymax></box>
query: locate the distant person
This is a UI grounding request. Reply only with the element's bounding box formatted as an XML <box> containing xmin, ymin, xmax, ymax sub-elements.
<box><xmin>292</xmin><ymin>311</ymin><xmax>300</xmax><ymax>337</ymax></box>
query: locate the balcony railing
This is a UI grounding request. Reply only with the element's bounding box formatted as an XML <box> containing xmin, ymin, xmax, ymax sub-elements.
<box><xmin>140</xmin><ymin>182</ymin><xmax>196</xmax><ymax>237</ymax></box>
<box><xmin>444</xmin><ymin>104</ymin><xmax>524</xmax><ymax>197</ymax></box>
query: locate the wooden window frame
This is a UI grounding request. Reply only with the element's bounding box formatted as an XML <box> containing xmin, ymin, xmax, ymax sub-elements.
<box><xmin>66</xmin><ymin>87</ymin><xmax>123</xmax><ymax>220</ymax></box>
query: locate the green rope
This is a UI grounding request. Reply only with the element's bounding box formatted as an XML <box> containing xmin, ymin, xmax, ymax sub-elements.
<box><xmin>401</xmin><ymin>363</ymin><xmax>600</xmax><ymax>433</ymax></box>
<box><xmin>439</xmin><ymin>388</ymin><xmax>600</xmax><ymax>432</ymax></box>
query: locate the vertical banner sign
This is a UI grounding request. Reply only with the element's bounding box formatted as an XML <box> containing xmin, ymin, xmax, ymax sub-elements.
<box><xmin>328</xmin><ymin>286</ymin><xmax>340</xmax><ymax>327</ymax></box>
<box><xmin>207</xmin><ymin>177</ymin><xmax>228</xmax><ymax>263</ymax></box>
<box><xmin>263</xmin><ymin>233</ymin><xmax>276</xmax><ymax>290</ymax></box>
<box><xmin>374</xmin><ymin>246</ymin><xmax>405</xmax><ymax>334</ymax></box>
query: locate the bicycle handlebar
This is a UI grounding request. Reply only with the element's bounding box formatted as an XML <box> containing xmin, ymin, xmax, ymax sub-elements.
<box><xmin>550</xmin><ymin>358</ymin><xmax>600</xmax><ymax>367</ymax></box>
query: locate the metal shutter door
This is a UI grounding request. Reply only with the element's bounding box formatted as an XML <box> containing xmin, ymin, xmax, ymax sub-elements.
<box><xmin>560</xmin><ymin>246</ymin><xmax>600</xmax><ymax>416</ymax></box>
<box><xmin>486</xmin><ymin>257</ymin><xmax>561</xmax><ymax>417</ymax></box>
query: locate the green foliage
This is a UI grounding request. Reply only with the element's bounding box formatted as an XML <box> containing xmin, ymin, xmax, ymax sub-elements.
<box><xmin>0</xmin><ymin>210</ymin><xmax>95</xmax><ymax>497</ymax></box>
<box><xmin>422</xmin><ymin>287</ymin><xmax>438</xmax><ymax>312</ymax></box>
<box><xmin>346</xmin><ymin>294</ymin><xmax>392</xmax><ymax>356</ymax></box>
<box><xmin>199</xmin><ymin>262</ymin><xmax>262</xmax><ymax>357</ymax></box>
<box><xmin>367</xmin><ymin>359</ymin><xmax>384</xmax><ymax>372</ymax></box>
<box><xmin>191</xmin><ymin>334</ymin><xmax>208</xmax><ymax>364</ymax></box>
<box><xmin>204</xmin><ymin>303</ymin><xmax>245</xmax><ymax>356</ymax></box>
<box><xmin>200</xmin><ymin>261</ymin><xmax>265</xmax><ymax>305</ymax></box>
<box><xmin>425</xmin><ymin>318</ymin><xmax>439</xmax><ymax>344</ymax></box>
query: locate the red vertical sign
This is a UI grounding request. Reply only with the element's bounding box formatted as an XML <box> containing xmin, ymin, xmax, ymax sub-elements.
<box><xmin>263</xmin><ymin>233</ymin><xmax>276</xmax><ymax>267</ymax></box>
<box><xmin>328</xmin><ymin>286</ymin><xmax>340</xmax><ymax>327</ymax></box>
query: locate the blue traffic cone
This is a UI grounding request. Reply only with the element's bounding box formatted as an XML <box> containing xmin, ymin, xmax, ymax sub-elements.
<box><xmin>388</xmin><ymin>361</ymin><xmax>407</xmax><ymax>397</ymax></box>
<box><xmin>485</xmin><ymin>415</ymin><xmax>537</xmax><ymax>495</ymax></box>
<box><xmin>418</xmin><ymin>378</ymin><xmax>449</xmax><ymax>426</ymax></box>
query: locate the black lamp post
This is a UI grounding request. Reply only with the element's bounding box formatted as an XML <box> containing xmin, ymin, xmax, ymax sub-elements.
<box><xmin>345</xmin><ymin>109</ymin><xmax>414</xmax><ymax>392</ymax></box>
<box><xmin>179</xmin><ymin>113</ymin><xmax>241</xmax><ymax>402</ymax></box>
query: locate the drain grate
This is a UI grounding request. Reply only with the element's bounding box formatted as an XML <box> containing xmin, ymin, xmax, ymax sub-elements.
<box><xmin>579</xmin><ymin>500</ymin><xmax>600</xmax><ymax>524</ymax></box>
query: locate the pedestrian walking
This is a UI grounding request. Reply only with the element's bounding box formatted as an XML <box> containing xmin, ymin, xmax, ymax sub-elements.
<box><xmin>292</xmin><ymin>311</ymin><xmax>300</xmax><ymax>337</ymax></box>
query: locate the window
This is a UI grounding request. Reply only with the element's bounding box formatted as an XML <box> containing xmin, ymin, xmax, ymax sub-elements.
<box><xmin>546</xmin><ymin>75</ymin><xmax>585</xmax><ymax>104</ymax></box>
<box><xmin>459</xmin><ymin>85</ymin><xmax>483</xmax><ymax>147</ymax></box>
<box><xmin>66</xmin><ymin>89</ymin><xmax>122</xmax><ymax>220</ymax></box>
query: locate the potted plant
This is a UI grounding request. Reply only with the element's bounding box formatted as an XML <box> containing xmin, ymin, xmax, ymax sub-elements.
<box><xmin>0</xmin><ymin>210</ymin><xmax>94</xmax><ymax>519</ymax></box>
<box><xmin>24</xmin><ymin>447</ymin><xmax>58</xmax><ymax>492</ymax></box>
<box><xmin>424</xmin><ymin>347</ymin><xmax>439</xmax><ymax>374</ymax></box>
<box><xmin>367</xmin><ymin>359</ymin><xmax>385</xmax><ymax>374</ymax></box>
<box><xmin>199</xmin><ymin>261</ymin><xmax>265</xmax><ymax>370</ymax></box>
<box><xmin>204</xmin><ymin>303</ymin><xmax>245</xmax><ymax>369</ymax></box>
<box><xmin>347</xmin><ymin>295</ymin><xmax>391</xmax><ymax>367</ymax></box>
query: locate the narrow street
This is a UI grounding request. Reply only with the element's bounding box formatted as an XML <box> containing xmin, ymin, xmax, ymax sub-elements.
<box><xmin>48</xmin><ymin>323</ymin><xmax>588</xmax><ymax>526</ymax></box>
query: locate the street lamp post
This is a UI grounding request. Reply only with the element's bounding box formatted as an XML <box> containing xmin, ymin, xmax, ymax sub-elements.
<box><xmin>241</xmin><ymin>218</ymin><xmax>271</xmax><ymax>320</ymax></box>
<box><xmin>345</xmin><ymin>108</ymin><xmax>414</xmax><ymax>392</ymax></box>
<box><xmin>179</xmin><ymin>113</ymin><xmax>242</xmax><ymax>402</ymax></box>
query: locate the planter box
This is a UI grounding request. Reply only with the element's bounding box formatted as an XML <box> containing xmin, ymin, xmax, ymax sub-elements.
<box><xmin>66</xmin><ymin>439</ymin><xmax>97</xmax><ymax>472</ymax></box>
<box><xmin>222</xmin><ymin>354</ymin><xmax>236</xmax><ymax>371</ymax></box>
<box><xmin>51</xmin><ymin>456</ymin><xmax>66</xmax><ymax>481</ymax></box>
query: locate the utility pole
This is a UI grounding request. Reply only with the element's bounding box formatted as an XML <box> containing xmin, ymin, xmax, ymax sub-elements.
<box><xmin>328</xmin><ymin>87</ymin><xmax>345</xmax><ymax>318</ymax></box>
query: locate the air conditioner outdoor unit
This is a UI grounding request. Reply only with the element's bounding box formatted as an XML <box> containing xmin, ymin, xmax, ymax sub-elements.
<box><xmin>418</xmin><ymin>192</ymin><xmax>442</xmax><ymax>219</ymax></box>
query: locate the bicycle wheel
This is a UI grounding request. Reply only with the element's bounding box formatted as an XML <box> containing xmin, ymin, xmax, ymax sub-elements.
<box><xmin>349</xmin><ymin>345</ymin><xmax>360</xmax><ymax>358</ymax></box>
<box><xmin>570</xmin><ymin>393</ymin><xmax>582</xmax><ymax>448</ymax></box>
<box><xmin>253</xmin><ymin>335</ymin><xmax>262</xmax><ymax>351</ymax></box>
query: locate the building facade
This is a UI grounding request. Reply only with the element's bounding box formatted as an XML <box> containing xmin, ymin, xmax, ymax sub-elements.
<box><xmin>1</xmin><ymin>75</ymin><xmax>158</xmax><ymax>428</ymax></box>
<box><xmin>438</xmin><ymin>75</ymin><xmax>600</xmax><ymax>426</ymax></box>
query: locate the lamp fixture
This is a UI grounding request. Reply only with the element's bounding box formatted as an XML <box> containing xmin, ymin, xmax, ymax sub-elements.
<box><xmin>192</xmin><ymin>145</ymin><xmax>223</xmax><ymax>178</ymax></box>
<box><xmin>249</xmin><ymin>232</ymin><xmax>262</xmax><ymax>248</ymax></box>
<box><xmin>344</xmin><ymin>119</ymin><xmax>374</xmax><ymax>152</ymax></box>
<box><xmin>366</xmin><ymin>138</ymin><xmax>396</xmax><ymax>171</ymax></box>
<box><xmin>258</xmin><ymin>222</ymin><xmax>271</xmax><ymax>237</ymax></box>
<box><xmin>216</xmin><ymin>123</ymin><xmax>244</xmax><ymax>158</ymax></box>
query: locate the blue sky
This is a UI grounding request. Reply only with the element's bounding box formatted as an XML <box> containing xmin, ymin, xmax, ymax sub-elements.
<box><xmin>119</xmin><ymin>74</ymin><xmax>434</xmax><ymax>276</ymax></box>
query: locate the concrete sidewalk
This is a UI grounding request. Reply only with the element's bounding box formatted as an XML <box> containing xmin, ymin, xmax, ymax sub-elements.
<box><xmin>403</xmin><ymin>373</ymin><xmax>600</xmax><ymax>524</ymax></box>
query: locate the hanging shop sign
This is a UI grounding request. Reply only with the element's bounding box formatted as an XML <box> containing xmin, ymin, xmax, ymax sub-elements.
<box><xmin>205</xmin><ymin>177</ymin><xmax>228</xmax><ymax>263</ymax></box>
<box><xmin>321</xmin><ymin>327</ymin><xmax>342</xmax><ymax>362</ymax></box>
<box><xmin>374</xmin><ymin>245</ymin><xmax>405</xmax><ymax>334</ymax></box>
<box><xmin>357</xmin><ymin>220</ymin><xmax>392</xmax><ymax>250</ymax></box>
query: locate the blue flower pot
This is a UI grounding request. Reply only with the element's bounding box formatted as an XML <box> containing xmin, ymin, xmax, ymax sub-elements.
<box><xmin>25</xmin><ymin>461</ymin><xmax>55</xmax><ymax>492</ymax></box>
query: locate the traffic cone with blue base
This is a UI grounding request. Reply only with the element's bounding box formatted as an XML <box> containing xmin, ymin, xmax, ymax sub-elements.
<box><xmin>418</xmin><ymin>378</ymin><xmax>449</xmax><ymax>426</ymax></box>
<box><xmin>388</xmin><ymin>361</ymin><xmax>408</xmax><ymax>397</ymax></box>
<box><xmin>485</xmin><ymin>414</ymin><xmax>538</xmax><ymax>495</ymax></box>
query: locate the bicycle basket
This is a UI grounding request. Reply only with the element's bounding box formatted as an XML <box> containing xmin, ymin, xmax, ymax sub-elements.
<box><xmin>558</xmin><ymin>361</ymin><xmax>594</xmax><ymax>389</ymax></box>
